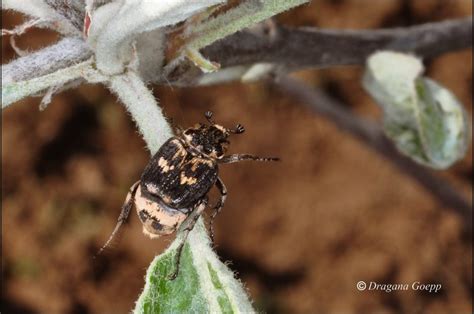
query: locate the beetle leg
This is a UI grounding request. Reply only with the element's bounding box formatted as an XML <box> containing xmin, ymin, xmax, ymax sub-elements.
<box><xmin>209</xmin><ymin>177</ymin><xmax>227</xmax><ymax>243</ymax></box>
<box><xmin>168</xmin><ymin>198</ymin><xmax>207</xmax><ymax>280</ymax></box>
<box><xmin>219</xmin><ymin>154</ymin><xmax>279</xmax><ymax>164</ymax></box>
<box><xmin>96</xmin><ymin>180</ymin><xmax>140</xmax><ymax>256</ymax></box>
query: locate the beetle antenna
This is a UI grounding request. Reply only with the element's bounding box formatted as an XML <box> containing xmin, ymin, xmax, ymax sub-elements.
<box><xmin>204</xmin><ymin>111</ymin><xmax>215</xmax><ymax>124</ymax></box>
<box><xmin>230</xmin><ymin>124</ymin><xmax>245</xmax><ymax>134</ymax></box>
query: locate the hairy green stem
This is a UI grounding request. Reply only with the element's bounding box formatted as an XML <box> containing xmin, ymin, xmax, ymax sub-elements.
<box><xmin>2</xmin><ymin>59</ymin><xmax>92</xmax><ymax>109</ymax></box>
<box><xmin>108</xmin><ymin>70</ymin><xmax>254</xmax><ymax>314</ymax></box>
<box><xmin>108</xmin><ymin>71</ymin><xmax>173</xmax><ymax>154</ymax></box>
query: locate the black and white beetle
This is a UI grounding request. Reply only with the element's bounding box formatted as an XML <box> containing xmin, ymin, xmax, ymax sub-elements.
<box><xmin>99</xmin><ymin>111</ymin><xmax>278</xmax><ymax>279</ymax></box>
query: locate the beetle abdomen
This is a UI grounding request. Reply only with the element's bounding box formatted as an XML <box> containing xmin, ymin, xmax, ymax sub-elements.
<box><xmin>134</xmin><ymin>186</ymin><xmax>187</xmax><ymax>238</ymax></box>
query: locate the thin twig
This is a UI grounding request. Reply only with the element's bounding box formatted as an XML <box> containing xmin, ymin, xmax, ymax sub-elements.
<box><xmin>203</xmin><ymin>17</ymin><xmax>473</xmax><ymax>69</ymax></box>
<box><xmin>274</xmin><ymin>76</ymin><xmax>472</xmax><ymax>233</ymax></box>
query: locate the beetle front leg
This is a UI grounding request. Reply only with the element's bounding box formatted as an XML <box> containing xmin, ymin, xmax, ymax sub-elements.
<box><xmin>210</xmin><ymin>177</ymin><xmax>227</xmax><ymax>243</ymax></box>
<box><xmin>219</xmin><ymin>154</ymin><xmax>279</xmax><ymax>164</ymax></box>
<box><xmin>97</xmin><ymin>180</ymin><xmax>140</xmax><ymax>256</ymax></box>
<box><xmin>168</xmin><ymin>198</ymin><xmax>207</xmax><ymax>280</ymax></box>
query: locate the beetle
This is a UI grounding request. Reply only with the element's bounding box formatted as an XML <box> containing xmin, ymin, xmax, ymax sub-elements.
<box><xmin>98</xmin><ymin>111</ymin><xmax>279</xmax><ymax>279</ymax></box>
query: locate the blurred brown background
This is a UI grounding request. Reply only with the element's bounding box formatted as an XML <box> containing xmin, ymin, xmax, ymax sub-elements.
<box><xmin>2</xmin><ymin>1</ymin><xmax>472</xmax><ymax>313</ymax></box>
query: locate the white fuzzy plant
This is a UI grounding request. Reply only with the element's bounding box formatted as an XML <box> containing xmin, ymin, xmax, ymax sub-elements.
<box><xmin>1</xmin><ymin>1</ymin><xmax>308</xmax><ymax>313</ymax></box>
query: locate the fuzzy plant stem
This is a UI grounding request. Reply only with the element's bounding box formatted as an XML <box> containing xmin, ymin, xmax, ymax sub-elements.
<box><xmin>108</xmin><ymin>71</ymin><xmax>172</xmax><ymax>153</ymax></box>
<box><xmin>107</xmin><ymin>70</ymin><xmax>254</xmax><ymax>313</ymax></box>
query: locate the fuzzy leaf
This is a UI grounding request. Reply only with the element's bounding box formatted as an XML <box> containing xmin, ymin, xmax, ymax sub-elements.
<box><xmin>363</xmin><ymin>51</ymin><xmax>470</xmax><ymax>169</ymax></box>
<box><xmin>134</xmin><ymin>219</ymin><xmax>254</xmax><ymax>314</ymax></box>
<box><xmin>415</xmin><ymin>78</ymin><xmax>470</xmax><ymax>168</ymax></box>
<box><xmin>2</xmin><ymin>59</ymin><xmax>92</xmax><ymax>109</ymax></box>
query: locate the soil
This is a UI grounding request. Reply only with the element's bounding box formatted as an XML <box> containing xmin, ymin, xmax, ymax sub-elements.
<box><xmin>2</xmin><ymin>1</ymin><xmax>472</xmax><ymax>313</ymax></box>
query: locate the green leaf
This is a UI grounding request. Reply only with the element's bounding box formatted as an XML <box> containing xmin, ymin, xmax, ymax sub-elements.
<box><xmin>134</xmin><ymin>219</ymin><xmax>254</xmax><ymax>314</ymax></box>
<box><xmin>415</xmin><ymin>78</ymin><xmax>470</xmax><ymax>168</ymax></box>
<box><xmin>363</xmin><ymin>51</ymin><xmax>470</xmax><ymax>169</ymax></box>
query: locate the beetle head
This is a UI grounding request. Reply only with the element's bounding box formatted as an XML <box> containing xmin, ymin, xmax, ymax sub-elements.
<box><xmin>183</xmin><ymin>111</ymin><xmax>244</xmax><ymax>159</ymax></box>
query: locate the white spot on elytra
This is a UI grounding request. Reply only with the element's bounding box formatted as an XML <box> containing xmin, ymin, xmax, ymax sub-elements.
<box><xmin>158</xmin><ymin>157</ymin><xmax>175</xmax><ymax>172</ymax></box>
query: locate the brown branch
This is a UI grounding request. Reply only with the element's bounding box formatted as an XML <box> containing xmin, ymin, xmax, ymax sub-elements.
<box><xmin>164</xmin><ymin>17</ymin><xmax>472</xmax><ymax>84</ymax></box>
<box><xmin>274</xmin><ymin>76</ymin><xmax>472</xmax><ymax>234</ymax></box>
<box><xmin>204</xmin><ymin>17</ymin><xmax>473</xmax><ymax>69</ymax></box>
